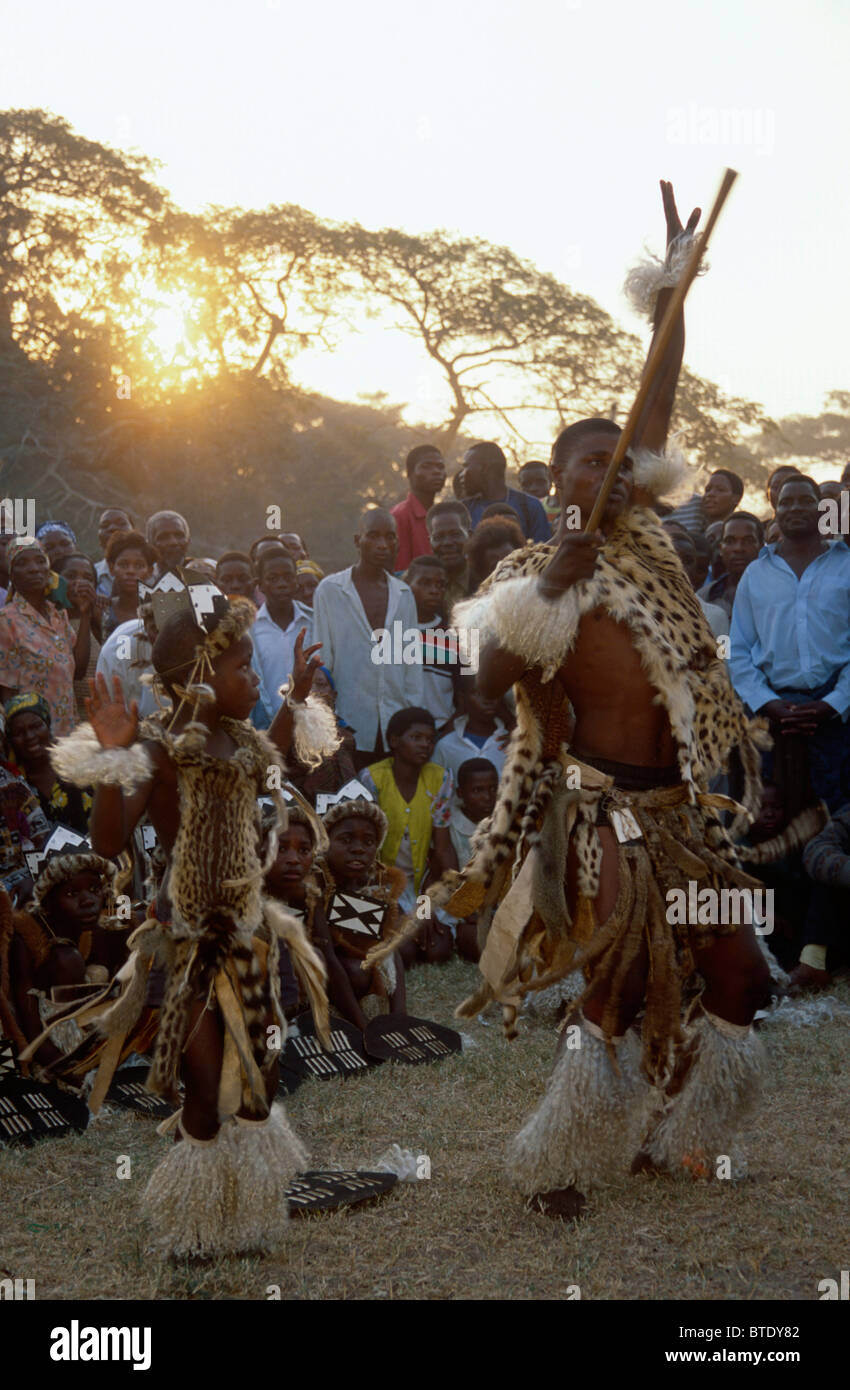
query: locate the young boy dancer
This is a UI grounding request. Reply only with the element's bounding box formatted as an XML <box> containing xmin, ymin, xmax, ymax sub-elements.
<box><xmin>51</xmin><ymin>587</ymin><xmax>339</xmax><ymax>1256</ymax></box>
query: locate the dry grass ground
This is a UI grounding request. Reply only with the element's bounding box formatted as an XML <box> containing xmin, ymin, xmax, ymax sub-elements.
<box><xmin>1</xmin><ymin>958</ymin><xmax>848</xmax><ymax>1301</ymax></box>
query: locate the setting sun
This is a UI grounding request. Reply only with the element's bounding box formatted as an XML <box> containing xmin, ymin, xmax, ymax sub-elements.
<box><xmin>146</xmin><ymin>292</ymin><xmax>194</xmax><ymax>361</ymax></box>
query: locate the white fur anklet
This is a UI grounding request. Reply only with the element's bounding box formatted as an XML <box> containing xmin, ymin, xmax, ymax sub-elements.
<box><xmin>643</xmin><ymin>1009</ymin><xmax>765</xmax><ymax>1178</ymax></box>
<box><xmin>506</xmin><ymin>1023</ymin><xmax>652</xmax><ymax>1196</ymax></box>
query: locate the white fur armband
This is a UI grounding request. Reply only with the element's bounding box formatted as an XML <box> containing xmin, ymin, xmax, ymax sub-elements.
<box><xmin>51</xmin><ymin>723</ymin><xmax>154</xmax><ymax>791</ymax></box>
<box><xmin>631</xmin><ymin>442</ymin><xmax>687</xmax><ymax>499</ymax></box>
<box><xmin>623</xmin><ymin>232</ymin><xmax>708</xmax><ymax>320</ymax></box>
<box><xmin>453</xmin><ymin>576</ymin><xmax>581</xmax><ymax>682</ymax></box>
<box><xmin>280</xmin><ymin>689</ymin><xmax>342</xmax><ymax>770</ymax></box>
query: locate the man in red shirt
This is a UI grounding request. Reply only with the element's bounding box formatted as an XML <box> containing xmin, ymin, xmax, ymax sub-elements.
<box><xmin>391</xmin><ymin>445</ymin><xmax>446</xmax><ymax>571</ymax></box>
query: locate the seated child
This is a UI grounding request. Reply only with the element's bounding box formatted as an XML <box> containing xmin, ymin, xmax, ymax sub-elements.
<box><xmin>449</xmin><ymin>758</ymin><xmax>499</xmax><ymax>962</ymax></box>
<box><xmin>320</xmin><ymin>794</ymin><xmax>407</xmax><ymax>1017</ymax></box>
<box><xmin>360</xmin><ymin>707</ymin><xmax>458</xmax><ymax>965</ymax></box>
<box><xmin>1</xmin><ymin>836</ymin><xmax>137</xmax><ymax>1076</ymax></box>
<box><xmin>263</xmin><ymin>801</ymin><xmax>381</xmax><ymax>1029</ymax></box>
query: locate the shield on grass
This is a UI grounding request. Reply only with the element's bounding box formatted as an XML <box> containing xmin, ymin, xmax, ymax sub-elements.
<box><xmin>105</xmin><ymin>1065</ymin><xmax>178</xmax><ymax>1118</ymax></box>
<box><xmin>0</xmin><ymin>1075</ymin><xmax>89</xmax><ymax>1147</ymax></box>
<box><xmin>278</xmin><ymin>1011</ymin><xmax>373</xmax><ymax>1090</ymax></box>
<box><xmin>287</xmin><ymin>1168</ymin><xmax>398</xmax><ymax>1215</ymax></box>
<box><xmin>363</xmin><ymin>1013</ymin><xmax>462</xmax><ymax>1065</ymax></box>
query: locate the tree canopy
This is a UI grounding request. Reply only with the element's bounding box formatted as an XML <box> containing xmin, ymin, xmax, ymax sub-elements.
<box><xmin>1</xmin><ymin>107</ymin><xmax>843</xmax><ymax>563</ymax></box>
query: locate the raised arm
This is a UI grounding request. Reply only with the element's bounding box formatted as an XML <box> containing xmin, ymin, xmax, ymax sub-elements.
<box><xmin>632</xmin><ymin>180</ymin><xmax>701</xmax><ymax>454</ymax></box>
<box><xmin>267</xmin><ymin>629</ymin><xmax>324</xmax><ymax>756</ymax></box>
<box><xmin>82</xmin><ymin>674</ymin><xmax>155</xmax><ymax>856</ymax></box>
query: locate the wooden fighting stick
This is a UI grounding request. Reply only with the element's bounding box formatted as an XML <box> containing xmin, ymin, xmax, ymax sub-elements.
<box><xmin>585</xmin><ymin>167</ymin><xmax>738</xmax><ymax>534</ymax></box>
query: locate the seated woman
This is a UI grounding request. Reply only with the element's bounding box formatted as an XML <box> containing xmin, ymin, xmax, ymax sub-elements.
<box><xmin>319</xmin><ymin>795</ymin><xmax>408</xmax><ymax>1016</ymax></box>
<box><xmin>0</xmin><ymin>709</ymin><xmax>52</xmax><ymax>906</ymax></box>
<box><xmin>3</xmin><ymin>694</ymin><xmax>92</xmax><ymax>834</ymax></box>
<box><xmin>0</xmin><ymin>837</ymin><xmax>139</xmax><ymax>1079</ymax></box>
<box><xmin>360</xmin><ymin>707</ymin><xmax>458</xmax><ymax>965</ymax></box>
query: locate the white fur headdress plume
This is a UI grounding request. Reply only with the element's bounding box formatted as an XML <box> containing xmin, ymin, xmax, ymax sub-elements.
<box><xmin>623</xmin><ymin>231</ymin><xmax>708</xmax><ymax>321</ymax></box>
<box><xmin>631</xmin><ymin>439</ymin><xmax>688</xmax><ymax>500</ymax></box>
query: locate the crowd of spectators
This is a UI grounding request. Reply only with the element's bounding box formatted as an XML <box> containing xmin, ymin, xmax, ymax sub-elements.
<box><xmin>1</xmin><ymin>443</ymin><xmax>849</xmax><ymax>1016</ymax></box>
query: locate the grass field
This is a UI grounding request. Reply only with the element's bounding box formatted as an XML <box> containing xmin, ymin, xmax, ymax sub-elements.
<box><xmin>1</xmin><ymin>958</ymin><xmax>848</xmax><ymax>1301</ymax></box>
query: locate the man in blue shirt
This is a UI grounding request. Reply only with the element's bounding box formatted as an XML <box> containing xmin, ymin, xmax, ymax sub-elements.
<box><xmin>459</xmin><ymin>441</ymin><xmax>550</xmax><ymax>544</ymax></box>
<box><xmin>730</xmin><ymin>474</ymin><xmax>850</xmax><ymax>811</ymax></box>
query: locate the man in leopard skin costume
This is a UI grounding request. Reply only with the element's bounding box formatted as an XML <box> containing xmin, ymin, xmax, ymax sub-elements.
<box><xmin>51</xmin><ymin>590</ymin><xmax>340</xmax><ymax>1256</ymax></box>
<box><xmin>438</xmin><ymin>182</ymin><xmax>773</xmax><ymax>1220</ymax></box>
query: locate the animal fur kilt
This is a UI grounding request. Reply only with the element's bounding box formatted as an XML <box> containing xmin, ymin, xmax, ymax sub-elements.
<box><xmin>428</xmin><ymin>506</ymin><xmax>772</xmax><ymax>1090</ymax></box>
<box><xmin>50</xmin><ymin>712</ymin><xmax>331</xmax><ymax>1256</ymax></box>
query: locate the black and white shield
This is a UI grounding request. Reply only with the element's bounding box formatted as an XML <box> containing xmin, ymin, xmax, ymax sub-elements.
<box><xmin>278</xmin><ymin>1012</ymin><xmax>373</xmax><ymax>1091</ymax></box>
<box><xmin>363</xmin><ymin>1013</ymin><xmax>462</xmax><ymax>1066</ymax></box>
<box><xmin>327</xmin><ymin>891</ymin><xmax>385</xmax><ymax>940</ymax></box>
<box><xmin>105</xmin><ymin>1066</ymin><xmax>178</xmax><ymax>1118</ymax></box>
<box><xmin>286</xmin><ymin>1168</ymin><xmax>398</xmax><ymax>1215</ymax></box>
<box><xmin>0</xmin><ymin>1076</ymin><xmax>89</xmax><ymax>1147</ymax></box>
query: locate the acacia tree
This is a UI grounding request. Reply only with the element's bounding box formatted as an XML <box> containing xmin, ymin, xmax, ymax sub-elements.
<box><xmin>336</xmin><ymin>222</ymin><xmax>773</xmax><ymax>469</ymax></box>
<box><xmin>338</xmin><ymin>223</ymin><xmax>643</xmax><ymax>451</ymax></box>
<box><xmin>0</xmin><ymin>108</ymin><xmax>166</xmax><ymax>374</ymax></box>
<box><xmin>143</xmin><ymin>203</ymin><xmax>349</xmax><ymax>385</ymax></box>
<box><xmin>748</xmin><ymin>390</ymin><xmax>850</xmax><ymax>475</ymax></box>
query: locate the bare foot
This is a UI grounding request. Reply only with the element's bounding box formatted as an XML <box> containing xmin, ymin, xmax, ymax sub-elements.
<box><xmin>788</xmin><ymin>962</ymin><xmax>831</xmax><ymax>993</ymax></box>
<box><xmin>527</xmin><ymin>1187</ymin><xmax>586</xmax><ymax>1221</ymax></box>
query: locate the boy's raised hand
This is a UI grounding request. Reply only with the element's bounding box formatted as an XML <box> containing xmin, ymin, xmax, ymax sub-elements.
<box><xmin>85</xmin><ymin>673</ymin><xmax>139</xmax><ymax>748</ymax></box>
<box><xmin>291</xmin><ymin>629</ymin><xmax>324</xmax><ymax>703</ymax></box>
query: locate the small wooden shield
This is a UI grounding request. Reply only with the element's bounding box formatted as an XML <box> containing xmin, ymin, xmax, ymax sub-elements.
<box><xmin>327</xmin><ymin>891</ymin><xmax>385</xmax><ymax>939</ymax></box>
<box><xmin>363</xmin><ymin>1013</ymin><xmax>462</xmax><ymax>1065</ymax></box>
<box><xmin>105</xmin><ymin>1066</ymin><xmax>178</xmax><ymax>1118</ymax></box>
<box><xmin>278</xmin><ymin>1012</ymin><xmax>373</xmax><ymax>1089</ymax></box>
<box><xmin>0</xmin><ymin>1076</ymin><xmax>89</xmax><ymax>1147</ymax></box>
<box><xmin>287</xmin><ymin>1168</ymin><xmax>398</xmax><ymax>1215</ymax></box>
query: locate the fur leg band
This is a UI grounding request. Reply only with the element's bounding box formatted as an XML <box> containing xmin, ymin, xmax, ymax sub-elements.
<box><xmin>143</xmin><ymin>1103</ymin><xmax>307</xmax><ymax>1258</ymax></box>
<box><xmin>506</xmin><ymin>1023</ymin><xmax>651</xmax><ymax>1196</ymax></box>
<box><xmin>642</xmin><ymin>1009</ymin><xmax>765</xmax><ymax>1178</ymax></box>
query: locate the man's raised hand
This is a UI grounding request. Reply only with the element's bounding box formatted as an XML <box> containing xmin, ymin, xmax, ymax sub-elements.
<box><xmin>538</xmin><ymin>532</ymin><xmax>604</xmax><ymax>599</ymax></box>
<box><xmin>660</xmin><ymin>179</ymin><xmax>700</xmax><ymax>251</ymax></box>
<box><xmin>85</xmin><ymin>674</ymin><xmax>139</xmax><ymax>748</ymax></box>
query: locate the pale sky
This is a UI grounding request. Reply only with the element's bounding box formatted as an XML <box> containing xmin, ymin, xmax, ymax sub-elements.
<box><xmin>3</xmin><ymin>0</ymin><xmax>849</xmax><ymax>435</ymax></box>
